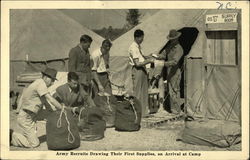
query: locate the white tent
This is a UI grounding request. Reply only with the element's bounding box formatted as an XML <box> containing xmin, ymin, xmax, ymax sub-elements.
<box><xmin>10</xmin><ymin>9</ymin><xmax>104</xmax><ymax>90</ymax></box>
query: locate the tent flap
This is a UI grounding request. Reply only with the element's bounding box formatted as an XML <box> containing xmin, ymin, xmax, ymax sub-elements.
<box><xmin>205</xmin><ymin>66</ymin><xmax>240</xmax><ymax>122</ymax></box>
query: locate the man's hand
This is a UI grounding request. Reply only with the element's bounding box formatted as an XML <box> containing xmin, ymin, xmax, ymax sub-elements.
<box><xmin>98</xmin><ymin>84</ymin><xmax>105</xmax><ymax>93</ymax></box>
<box><xmin>72</xmin><ymin>107</ymin><xmax>80</xmax><ymax>116</ymax></box>
<box><xmin>51</xmin><ymin>106</ymin><xmax>57</xmax><ymax>111</ymax></box>
<box><xmin>147</xmin><ymin>57</ymin><xmax>155</xmax><ymax>63</ymax></box>
<box><xmin>44</xmin><ymin>93</ymin><xmax>63</xmax><ymax>111</ymax></box>
<box><xmin>155</xmin><ymin>55</ymin><xmax>165</xmax><ymax>60</ymax></box>
<box><xmin>164</xmin><ymin>60</ymin><xmax>177</xmax><ymax>66</ymax></box>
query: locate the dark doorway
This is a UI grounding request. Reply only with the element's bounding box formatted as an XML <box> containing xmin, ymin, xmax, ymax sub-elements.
<box><xmin>163</xmin><ymin>27</ymin><xmax>199</xmax><ymax>112</ymax></box>
<box><xmin>178</xmin><ymin>27</ymin><xmax>199</xmax><ymax>98</ymax></box>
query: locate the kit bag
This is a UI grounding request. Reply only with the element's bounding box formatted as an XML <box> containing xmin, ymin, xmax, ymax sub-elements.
<box><xmin>93</xmin><ymin>95</ymin><xmax>116</xmax><ymax>127</ymax></box>
<box><xmin>181</xmin><ymin>119</ymin><xmax>241</xmax><ymax>148</ymax></box>
<box><xmin>46</xmin><ymin>107</ymin><xmax>80</xmax><ymax>150</ymax></box>
<box><xmin>115</xmin><ymin>97</ymin><xmax>142</xmax><ymax>131</ymax></box>
<box><xmin>77</xmin><ymin>106</ymin><xmax>106</xmax><ymax>141</ymax></box>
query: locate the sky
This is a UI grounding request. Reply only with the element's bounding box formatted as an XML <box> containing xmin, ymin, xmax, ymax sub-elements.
<box><xmin>59</xmin><ymin>9</ymin><xmax>159</xmax><ymax>30</ymax></box>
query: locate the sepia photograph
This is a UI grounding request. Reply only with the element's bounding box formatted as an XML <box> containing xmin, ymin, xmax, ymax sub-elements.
<box><xmin>1</xmin><ymin>1</ymin><xmax>249</xmax><ymax>160</ymax></box>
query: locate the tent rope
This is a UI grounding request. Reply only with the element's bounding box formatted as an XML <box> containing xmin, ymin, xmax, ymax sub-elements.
<box><xmin>109</xmin><ymin>70</ymin><xmax>126</xmax><ymax>95</ymax></box>
<box><xmin>27</xmin><ymin>61</ymin><xmax>42</xmax><ymax>72</ymax></box>
<box><xmin>225</xmin><ymin>86</ymin><xmax>240</xmax><ymax>121</ymax></box>
<box><xmin>217</xmin><ymin>84</ymin><xmax>240</xmax><ymax>113</ymax></box>
<box><xmin>186</xmin><ymin>10</ymin><xmax>208</xmax><ymax>26</ymax></box>
<box><xmin>189</xmin><ymin>66</ymin><xmax>215</xmax><ymax>117</ymax></box>
<box><xmin>44</xmin><ymin>61</ymin><xmax>48</xmax><ymax>68</ymax></box>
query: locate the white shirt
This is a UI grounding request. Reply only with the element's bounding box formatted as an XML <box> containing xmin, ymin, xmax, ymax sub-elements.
<box><xmin>128</xmin><ymin>41</ymin><xmax>145</xmax><ymax>66</ymax></box>
<box><xmin>21</xmin><ymin>79</ymin><xmax>48</xmax><ymax>114</ymax></box>
<box><xmin>91</xmin><ymin>48</ymin><xmax>108</xmax><ymax>73</ymax></box>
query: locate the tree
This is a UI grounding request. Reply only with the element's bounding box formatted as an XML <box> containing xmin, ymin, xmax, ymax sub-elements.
<box><xmin>125</xmin><ymin>9</ymin><xmax>141</xmax><ymax>30</ymax></box>
<box><xmin>106</xmin><ymin>26</ymin><xmax>113</xmax><ymax>39</ymax></box>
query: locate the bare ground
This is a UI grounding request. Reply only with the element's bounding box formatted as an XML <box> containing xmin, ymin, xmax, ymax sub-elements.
<box><xmin>9</xmin><ymin>111</ymin><xmax>241</xmax><ymax>151</ymax></box>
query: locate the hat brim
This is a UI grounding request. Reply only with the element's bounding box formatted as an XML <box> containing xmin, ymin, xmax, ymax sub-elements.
<box><xmin>41</xmin><ymin>72</ymin><xmax>57</xmax><ymax>81</ymax></box>
<box><xmin>167</xmin><ymin>32</ymin><xmax>182</xmax><ymax>40</ymax></box>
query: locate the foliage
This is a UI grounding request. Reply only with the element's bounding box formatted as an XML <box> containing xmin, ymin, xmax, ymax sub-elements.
<box><xmin>125</xmin><ymin>9</ymin><xmax>141</xmax><ymax>30</ymax></box>
<box><xmin>93</xmin><ymin>26</ymin><xmax>127</xmax><ymax>41</ymax></box>
<box><xmin>93</xmin><ymin>9</ymin><xmax>141</xmax><ymax>40</ymax></box>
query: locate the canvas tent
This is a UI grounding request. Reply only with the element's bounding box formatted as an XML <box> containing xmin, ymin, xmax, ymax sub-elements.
<box><xmin>10</xmin><ymin>9</ymin><xmax>104</xmax><ymax>91</ymax></box>
<box><xmin>190</xmin><ymin>9</ymin><xmax>241</xmax><ymax>123</ymax></box>
<box><xmin>109</xmin><ymin>9</ymin><xmax>241</xmax><ymax>123</ymax></box>
<box><xmin>184</xmin><ymin>9</ymin><xmax>241</xmax><ymax>123</ymax></box>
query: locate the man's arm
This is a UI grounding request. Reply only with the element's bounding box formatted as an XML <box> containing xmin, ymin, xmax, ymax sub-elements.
<box><xmin>92</xmin><ymin>71</ymin><xmax>105</xmax><ymax>92</ymax></box>
<box><xmin>164</xmin><ymin>60</ymin><xmax>178</xmax><ymax>66</ymax></box>
<box><xmin>164</xmin><ymin>46</ymin><xmax>183</xmax><ymax>67</ymax></box>
<box><xmin>129</xmin><ymin>45</ymin><xmax>154</xmax><ymax>67</ymax></box>
<box><xmin>78</xmin><ymin>84</ymin><xmax>96</xmax><ymax>107</ymax></box>
<box><xmin>68</xmin><ymin>48</ymin><xmax>77</xmax><ymax>72</ymax></box>
<box><xmin>52</xmin><ymin>91</ymin><xmax>63</xmax><ymax>104</ymax></box>
<box><xmin>44</xmin><ymin>93</ymin><xmax>63</xmax><ymax>111</ymax></box>
<box><xmin>15</xmin><ymin>93</ymin><xmax>23</xmax><ymax>113</ymax></box>
<box><xmin>84</xmin><ymin>95</ymin><xmax>96</xmax><ymax>107</ymax></box>
<box><xmin>133</xmin><ymin>58</ymin><xmax>153</xmax><ymax>67</ymax></box>
<box><xmin>155</xmin><ymin>49</ymin><xmax>167</xmax><ymax>60</ymax></box>
<box><xmin>91</xmin><ymin>51</ymin><xmax>105</xmax><ymax>92</ymax></box>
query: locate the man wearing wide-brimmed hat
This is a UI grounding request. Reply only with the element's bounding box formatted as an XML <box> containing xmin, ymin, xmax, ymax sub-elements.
<box><xmin>164</xmin><ymin>29</ymin><xmax>184</xmax><ymax>114</ymax></box>
<box><xmin>154</xmin><ymin>29</ymin><xmax>184</xmax><ymax>115</ymax></box>
<box><xmin>10</xmin><ymin>68</ymin><xmax>63</xmax><ymax>148</ymax></box>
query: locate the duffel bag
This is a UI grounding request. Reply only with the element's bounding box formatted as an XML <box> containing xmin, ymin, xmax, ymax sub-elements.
<box><xmin>180</xmin><ymin>119</ymin><xmax>241</xmax><ymax>148</ymax></box>
<box><xmin>46</xmin><ymin>107</ymin><xmax>80</xmax><ymax>150</ymax></box>
<box><xmin>115</xmin><ymin>97</ymin><xmax>142</xmax><ymax>131</ymax></box>
<box><xmin>93</xmin><ymin>94</ymin><xmax>116</xmax><ymax>127</ymax></box>
<box><xmin>77</xmin><ymin>106</ymin><xmax>106</xmax><ymax>141</ymax></box>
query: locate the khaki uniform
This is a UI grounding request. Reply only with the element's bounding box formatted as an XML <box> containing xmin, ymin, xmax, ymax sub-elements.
<box><xmin>166</xmin><ymin>44</ymin><xmax>184</xmax><ymax>112</ymax></box>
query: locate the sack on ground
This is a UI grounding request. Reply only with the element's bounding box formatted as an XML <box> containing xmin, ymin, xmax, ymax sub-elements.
<box><xmin>46</xmin><ymin>108</ymin><xmax>80</xmax><ymax>150</ymax></box>
<box><xmin>115</xmin><ymin>97</ymin><xmax>142</xmax><ymax>131</ymax></box>
<box><xmin>93</xmin><ymin>95</ymin><xmax>116</xmax><ymax>127</ymax></box>
<box><xmin>180</xmin><ymin>120</ymin><xmax>241</xmax><ymax>148</ymax></box>
<box><xmin>77</xmin><ymin>106</ymin><xmax>106</xmax><ymax>141</ymax></box>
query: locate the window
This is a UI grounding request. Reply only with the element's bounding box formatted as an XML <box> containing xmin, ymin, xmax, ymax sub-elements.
<box><xmin>205</xmin><ymin>31</ymin><xmax>237</xmax><ymax>65</ymax></box>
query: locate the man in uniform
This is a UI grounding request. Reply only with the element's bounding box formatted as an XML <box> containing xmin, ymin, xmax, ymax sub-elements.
<box><xmin>158</xmin><ymin>29</ymin><xmax>184</xmax><ymax>115</ymax></box>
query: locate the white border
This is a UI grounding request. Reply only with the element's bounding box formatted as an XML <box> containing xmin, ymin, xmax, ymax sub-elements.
<box><xmin>1</xmin><ymin>1</ymin><xmax>249</xmax><ymax>160</ymax></box>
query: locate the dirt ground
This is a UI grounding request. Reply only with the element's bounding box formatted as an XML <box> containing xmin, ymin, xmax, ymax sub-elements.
<box><xmin>9</xmin><ymin>111</ymin><xmax>241</xmax><ymax>151</ymax></box>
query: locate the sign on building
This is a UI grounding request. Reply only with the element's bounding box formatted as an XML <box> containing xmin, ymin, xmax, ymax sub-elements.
<box><xmin>206</xmin><ymin>13</ymin><xmax>238</xmax><ymax>24</ymax></box>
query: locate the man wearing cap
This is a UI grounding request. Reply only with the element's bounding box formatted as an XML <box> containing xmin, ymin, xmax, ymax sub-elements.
<box><xmin>156</xmin><ymin>29</ymin><xmax>184</xmax><ymax>115</ymax></box>
<box><xmin>68</xmin><ymin>34</ymin><xmax>94</xmax><ymax>98</ymax></box>
<box><xmin>10</xmin><ymin>68</ymin><xmax>63</xmax><ymax>148</ymax></box>
<box><xmin>128</xmin><ymin>29</ymin><xmax>154</xmax><ymax>117</ymax></box>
